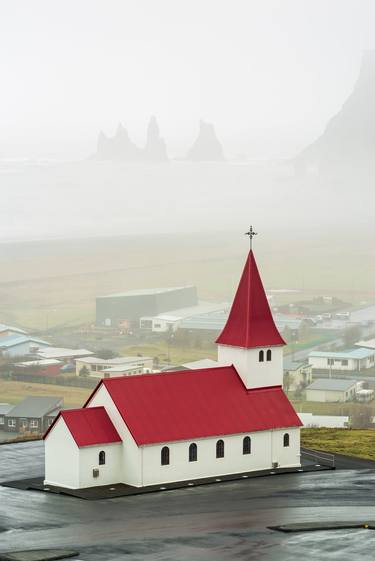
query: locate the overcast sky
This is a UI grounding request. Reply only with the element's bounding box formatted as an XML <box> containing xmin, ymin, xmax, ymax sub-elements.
<box><xmin>1</xmin><ymin>0</ymin><xmax>375</xmax><ymax>158</ymax></box>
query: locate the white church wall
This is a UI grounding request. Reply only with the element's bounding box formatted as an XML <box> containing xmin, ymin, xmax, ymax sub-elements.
<box><xmin>87</xmin><ymin>384</ymin><xmax>142</xmax><ymax>486</ymax></box>
<box><xmin>271</xmin><ymin>427</ymin><xmax>300</xmax><ymax>468</ymax></box>
<box><xmin>141</xmin><ymin>429</ymin><xmax>298</xmax><ymax>487</ymax></box>
<box><xmin>78</xmin><ymin>443</ymin><xmax>122</xmax><ymax>488</ymax></box>
<box><xmin>218</xmin><ymin>345</ymin><xmax>284</xmax><ymax>389</ymax></box>
<box><xmin>44</xmin><ymin>417</ymin><xmax>79</xmax><ymax>488</ymax></box>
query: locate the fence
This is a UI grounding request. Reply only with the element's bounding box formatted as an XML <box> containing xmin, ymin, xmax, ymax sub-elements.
<box><xmin>301</xmin><ymin>447</ymin><xmax>335</xmax><ymax>468</ymax></box>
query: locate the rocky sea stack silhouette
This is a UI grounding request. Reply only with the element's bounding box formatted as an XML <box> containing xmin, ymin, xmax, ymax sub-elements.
<box><xmin>296</xmin><ymin>51</ymin><xmax>375</xmax><ymax>174</ymax></box>
<box><xmin>186</xmin><ymin>120</ymin><xmax>225</xmax><ymax>161</ymax></box>
<box><xmin>95</xmin><ymin>116</ymin><xmax>167</xmax><ymax>162</ymax></box>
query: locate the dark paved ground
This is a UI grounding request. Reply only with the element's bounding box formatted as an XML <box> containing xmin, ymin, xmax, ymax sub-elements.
<box><xmin>2</xmin><ymin>442</ymin><xmax>375</xmax><ymax>560</ymax></box>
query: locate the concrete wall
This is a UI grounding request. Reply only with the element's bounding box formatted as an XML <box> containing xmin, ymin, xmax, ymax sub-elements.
<box><xmin>141</xmin><ymin>427</ymin><xmax>300</xmax><ymax>486</ymax></box>
<box><xmin>44</xmin><ymin>418</ymin><xmax>79</xmax><ymax>488</ymax></box>
<box><xmin>218</xmin><ymin>345</ymin><xmax>284</xmax><ymax>389</ymax></box>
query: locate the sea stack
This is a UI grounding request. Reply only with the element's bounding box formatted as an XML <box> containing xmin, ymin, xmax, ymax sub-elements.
<box><xmin>143</xmin><ymin>116</ymin><xmax>168</xmax><ymax>161</ymax></box>
<box><xmin>186</xmin><ymin>120</ymin><xmax>225</xmax><ymax>161</ymax></box>
<box><xmin>95</xmin><ymin>123</ymin><xmax>141</xmax><ymax>161</ymax></box>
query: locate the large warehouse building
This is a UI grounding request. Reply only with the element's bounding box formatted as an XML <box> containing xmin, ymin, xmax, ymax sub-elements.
<box><xmin>96</xmin><ymin>286</ymin><xmax>198</xmax><ymax>327</ymax></box>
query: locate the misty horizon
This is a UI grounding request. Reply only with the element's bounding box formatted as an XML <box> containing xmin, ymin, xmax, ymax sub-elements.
<box><xmin>1</xmin><ymin>0</ymin><xmax>375</xmax><ymax>160</ymax></box>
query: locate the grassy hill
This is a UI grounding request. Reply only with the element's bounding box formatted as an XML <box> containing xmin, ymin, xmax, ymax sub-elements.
<box><xmin>301</xmin><ymin>428</ymin><xmax>375</xmax><ymax>461</ymax></box>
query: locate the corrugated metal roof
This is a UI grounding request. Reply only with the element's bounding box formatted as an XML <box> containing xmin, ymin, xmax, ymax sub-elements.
<box><xmin>0</xmin><ymin>334</ymin><xmax>49</xmax><ymax>348</ymax></box>
<box><xmin>8</xmin><ymin>396</ymin><xmax>63</xmax><ymax>418</ymax></box>
<box><xmin>88</xmin><ymin>366</ymin><xmax>301</xmax><ymax>446</ymax></box>
<box><xmin>309</xmin><ymin>348</ymin><xmax>375</xmax><ymax>359</ymax></box>
<box><xmin>45</xmin><ymin>407</ymin><xmax>122</xmax><ymax>447</ymax></box>
<box><xmin>306</xmin><ymin>378</ymin><xmax>357</xmax><ymax>391</ymax></box>
<box><xmin>216</xmin><ymin>250</ymin><xmax>285</xmax><ymax>349</ymax></box>
<box><xmin>98</xmin><ymin>286</ymin><xmax>194</xmax><ymax>298</ymax></box>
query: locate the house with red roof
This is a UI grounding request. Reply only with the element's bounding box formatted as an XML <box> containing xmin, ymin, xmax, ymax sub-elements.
<box><xmin>44</xmin><ymin>249</ymin><xmax>302</xmax><ymax>490</ymax></box>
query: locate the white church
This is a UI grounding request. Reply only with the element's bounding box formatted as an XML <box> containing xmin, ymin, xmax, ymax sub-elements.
<box><xmin>44</xmin><ymin>248</ymin><xmax>302</xmax><ymax>489</ymax></box>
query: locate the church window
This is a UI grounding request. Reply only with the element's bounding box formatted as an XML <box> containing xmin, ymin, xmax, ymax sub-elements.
<box><xmin>216</xmin><ymin>439</ymin><xmax>224</xmax><ymax>458</ymax></box>
<box><xmin>99</xmin><ymin>451</ymin><xmax>106</xmax><ymax>465</ymax></box>
<box><xmin>243</xmin><ymin>436</ymin><xmax>251</xmax><ymax>455</ymax></box>
<box><xmin>189</xmin><ymin>443</ymin><xmax>197</xmax><ymax>462</ymax></box>
<box><xmin>259</xmin><ymin>350</ymin><xmax>264</xmax><ymax>362</ymax></box>
<box><xmin>283</xmin><ymin>433</ymin><xmax>290</xmax><ymax>447</ymax></box>
<box><xmin>161</xmin><ymin>446</ymin><xmax>170</xmax><ymax>465</ymax></box>
<box><xmin>267</xmin><ymin>349</ymin><xmax>272</xmax><ymax>361</ymax></box>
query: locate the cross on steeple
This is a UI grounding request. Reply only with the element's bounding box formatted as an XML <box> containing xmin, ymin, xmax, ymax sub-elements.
<box><xmin>245</xmin><ymin>226</ymin><xmax>258</xmax><ymax>250</ymax></box>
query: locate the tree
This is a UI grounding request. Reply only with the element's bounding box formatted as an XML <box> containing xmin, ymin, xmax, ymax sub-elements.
<box><xmin>343</xmin><ymin>325</ymin><xmax>361</xmax><ymax>348</ymax></box>
<box><xmin>79</xmin><ymin>365</ymin><xmax>90</xmax><ymax>377</ymax></box>
<box><xmin>96</xmin><ymin>349</ymin><xmax>118</xmax><ymax>360</ymax></box>
<box><xmin>351</xmin><ymin>406</ymin><xmax>373</xmax><ymax>428</ymax></box>
<box><xmin>283</xmin><ymin>372</ymin><xmax>291</xmax><ymax>394</ymax></box>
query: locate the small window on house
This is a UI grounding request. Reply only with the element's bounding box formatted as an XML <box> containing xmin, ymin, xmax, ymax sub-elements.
<box><xmin>8</xmin><ymin>419</ymin><xmax>16</xmax><ymax>428</ymax></box>
<box><xmin>189</xmin><ymin>443</ymin><xmax>197</xmax><ymax>462</ymax></box>
<box><xmin>283</xmin><ymin>433</ymin><xmax>290</xmax><ymax>447</ymax></box>
<box><xmin>161</xmin><ymin>446</ymin><xmax>170</xmax><ymax>465</ymax></box>
<box><xmin>341</xmin><ymin>360</ymin><xmax>348</xmax><ymax>366</ymax></box>
<box><xmin>243</xmin><ymin>436</ymin><xmax>251</xmax><ymax>455</ymax></box>
<box><xmin>259</xmin><ymin>350</ymin><xmax>264</xmax><ymax>362</ymax></box>
<box><xmin>266</xmin><ymin>349</ymin><xmax>272</xmax><ymax>362</ymax></box>
<box><xmin>327</xmin><ymin>358</ymin><xmax>334</xmax><ymax>366</ymax></box>
<box><xmin>216</xmin><ymin>439</ymin><xmax>224</xmax><ymax>458</ymax></box>
<box><xmin>99</xmin><ymin>451</ymin><xmax>106</xmax><ymax>465</ymax></box>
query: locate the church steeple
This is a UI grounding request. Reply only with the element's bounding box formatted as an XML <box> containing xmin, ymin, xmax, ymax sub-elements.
<box><xmin>217</xmin><ymin>249</ymin><xmax>285</xmax><ymax>390</ymax></box>
<box><xmin>216</xmin><ymin>250</ymin><xmax>285</xmax><ymax>349</ymax></box>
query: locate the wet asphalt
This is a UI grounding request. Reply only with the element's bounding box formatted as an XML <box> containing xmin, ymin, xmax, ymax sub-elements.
<box><xmin>2</xmin><ymin>441</ymin><xmax>375</xmax><ymax>560</ymax></box>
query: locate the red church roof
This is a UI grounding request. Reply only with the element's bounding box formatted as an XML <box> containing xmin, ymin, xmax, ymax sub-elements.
<box><xmin>86</xmin><ymin>366</ymin><xmax>301</xmax><ymax>446</ymax></box>
<box><xmin>216</xmin><ymin>250</ymin><xmax>285</xmax><ymax>348</ymax></box>
<box><xmin>44</xmin><ymin>406</ymin><xmax>122</xmax><ymax>448</ymax></box>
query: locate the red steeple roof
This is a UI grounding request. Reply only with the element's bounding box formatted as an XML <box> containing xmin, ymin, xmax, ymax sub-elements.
<box><xmin>216</xmin><ymin>250</ymin><xmax>285</xmax><ymax>348</ymax></box>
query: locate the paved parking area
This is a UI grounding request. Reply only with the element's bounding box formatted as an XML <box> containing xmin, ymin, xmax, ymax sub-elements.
<box><xmin>1</xmin><ymin>442</ymin><xmax>375</xmax><ymax>560</ymax></box>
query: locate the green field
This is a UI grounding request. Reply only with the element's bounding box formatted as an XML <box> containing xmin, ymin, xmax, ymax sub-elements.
<box><xmin>0</xmin><ymin>229</ymin><xmax>374</xmax><ymax>332</ymax></box>
<box><xmin>301</xmin><ymin>428</ymin><xmax>375</xmax><ymax>461</ymax></box>
<box><xmin>0</xmin><ymin>379</ymin><xmax>91</xmax><ymax>408</ymax></box>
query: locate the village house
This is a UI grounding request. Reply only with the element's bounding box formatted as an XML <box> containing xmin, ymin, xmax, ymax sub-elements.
<box><xmin>75</xmin><ymin>356</ymin><xmax>154</xmax><ymax>378</ymax></box>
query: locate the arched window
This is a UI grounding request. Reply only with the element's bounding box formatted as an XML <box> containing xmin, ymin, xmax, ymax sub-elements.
<box><xmin>283</xmin><ymin>433</ymin><xmax>290</xmax><ymax>447</ymax></box>
<box><xmin>99</xmin><ymin>451</ymin><xmax>106</xmax><ymax>465</ymax></box>
<box><xmin>243</xmin><ymin>436</ymin><xmax>251</xmax><ymax>455</ymax></box>
<box><xmin>161</xmin><ymin>446</ymin><xmax>170</xmax><ymax>465</ymax></box>
<box><xmin>189</xmin><ymin>443</ymin><xmax>197</xmax><ymax>462</ymax></box>
<box><xmin>259</xmin><ymin>350</ymin><xmax>264</xmax><ymax>362</ymax></box>
<box><xmin>266</xmin><ymin>349</ymin><xmax>272</xmax><ymax>362</ymax></box>
<box><xmin>216</xmin><ymin>439</ymin><xmax>224</xmax><ymax>458</ymax></box>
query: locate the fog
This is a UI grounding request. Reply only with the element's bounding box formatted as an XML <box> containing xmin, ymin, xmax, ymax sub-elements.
<box><xmin>1</xmin><ymin>0</ymin><xmax>375</xmax><ymax>160</ymax></box>
<box><xmin>0</xmin><ymin>0</ymin><xmax>374</xmax><ymax>256</ymax></box>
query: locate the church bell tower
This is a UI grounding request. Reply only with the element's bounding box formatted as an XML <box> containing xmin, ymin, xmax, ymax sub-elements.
<box><xmin>216</xmin><ymin>234</ymin><xmax>285</xmax><ymax>390</ymax></box>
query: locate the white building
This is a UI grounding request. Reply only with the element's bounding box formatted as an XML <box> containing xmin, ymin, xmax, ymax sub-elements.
<box><xmin>305</xmin><ymin>378</ymin><xmax>357</xmax><ymax>402</ymax></box>
<box><xmin>299</xmin><ymin>412</ymin><xmax>349</xmax><ymax>428</ymax></box>
<box><xmin>140</xmin><ymin>302</ymin><xmax>228</xmax><ymax>333</ymax></box>
<box><xmin>44</xmin><ymin>248</ymin><xmax>301</xmax><ymax>490</ymax></box>
<box><xmin>308</xmin><ymin>348</ymin><xmax>375</xmax><ymax>372</ymax></box>
<box><xmin>75</xmin><ymin>356</ymin><xmax>154</xmax><ymax>378</ymax></box>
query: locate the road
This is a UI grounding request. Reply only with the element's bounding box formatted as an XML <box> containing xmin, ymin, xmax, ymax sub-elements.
<box><xmin>2</xmin><ymin>442</ymin><xmax>375</xmax><ymax>560</ymax></box>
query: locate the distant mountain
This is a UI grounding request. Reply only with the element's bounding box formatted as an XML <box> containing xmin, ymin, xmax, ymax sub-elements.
<box><xmin>95</xmin><ymin>117</ymin><xmax>168</xmax><ymax>162</ymax></box>
<box><xmin>186</xmin><ymin>120</ymin><xmax>225</xmax><ymax>161</ymax></box>
<box><xmin>296</xmin><ymin>51</ymin><xmax>375</xmax><ymax>174</ymax></box>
